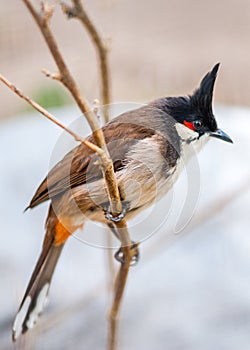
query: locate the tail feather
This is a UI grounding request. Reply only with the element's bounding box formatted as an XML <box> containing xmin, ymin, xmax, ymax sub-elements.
<box><xmin>12</xmin><ymin>242</ymin><xmax>64</xmax><ymax>341</ymax></box>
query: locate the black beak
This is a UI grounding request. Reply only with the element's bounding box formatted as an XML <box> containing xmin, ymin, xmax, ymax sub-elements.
<box><xmin>209</xmin><ymin>129</ymin><xmax>233</xmax><ymax>143</ymax></box>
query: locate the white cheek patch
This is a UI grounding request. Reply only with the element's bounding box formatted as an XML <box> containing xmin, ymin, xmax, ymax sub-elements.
<box><xmin>26</xmin><ymin>283</ymin><xmax>50</xmax><ymax>329</ymax></box>
<box><xmin>12</xmin><ymin>296</ymin><xmax>31</xmax><ymax>340</ymax></box>
<box><xmin>175</xmin><ymin>122</ymin><xmax>210</xmax><ymax>163</ymax></box>
<box><xmin>175</xmin><ymin>122</ymin><xmax>198</xmax><ymax>141</ymax></box>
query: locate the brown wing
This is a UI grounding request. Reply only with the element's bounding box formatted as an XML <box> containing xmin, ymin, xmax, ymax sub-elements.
<box><xmin>29</xmin><ymin>122</ymin><xmax>155</xmax><ymax>209</ymax></box>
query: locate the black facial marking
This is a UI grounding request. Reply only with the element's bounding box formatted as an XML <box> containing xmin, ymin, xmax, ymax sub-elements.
<box><xmin>155</xmin><ymin>64</ymin><xmax>220</xmax><ymax>134</ymax></box>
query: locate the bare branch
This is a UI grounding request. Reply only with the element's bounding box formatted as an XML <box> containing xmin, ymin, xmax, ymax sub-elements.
<box><xmin>108</xmin><ymin>260</ymin><xmax>130</xmax><ymax>350</ymax></box>
<box><xmin>61</xmin><ymin>0</ymin><xmax>111</xmax><ymax>123</ymax></box>
<box><xmin>107</xmin><ymin>239</ymin><xmax>140</xmax><ymax>350</ymax></box>
<box><xmin>0</xmin><ymin>74</ymin><xmax>102</xmax><ymax>155</ymax></box>
<box><xmin>22</xmin><ymin>0</ymin><xmax>99</xmax><ymax>134</ymax></box>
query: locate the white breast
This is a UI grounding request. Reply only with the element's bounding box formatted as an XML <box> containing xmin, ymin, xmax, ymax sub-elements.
<box><xmin>117</xmin><ymin>134</ymin><xmax>174</xmax><ymax>210</ymax></box>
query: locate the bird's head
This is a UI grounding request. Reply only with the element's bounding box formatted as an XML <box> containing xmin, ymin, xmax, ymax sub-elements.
<box><xmin>164</xmin><ymin>63</ymin><xmax>233</xmax><ymax>144</ymax></box>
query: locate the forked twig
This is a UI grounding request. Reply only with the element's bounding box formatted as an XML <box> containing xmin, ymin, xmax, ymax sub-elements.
<box><xmin>0</xmin><ymin>74</ymin><xmax>100</xmax><ymax>153</ymax></box>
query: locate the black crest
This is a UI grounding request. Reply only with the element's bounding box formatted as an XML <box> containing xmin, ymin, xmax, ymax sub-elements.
<box><xmin>191</xmin><ymin>63</ymin><xmax>220</xmax><ymax>118</ymax></box>
<box><xmin>151</xmin><ymin>63</ymin><xmax>220</xmax><ymax>131</ymax></box>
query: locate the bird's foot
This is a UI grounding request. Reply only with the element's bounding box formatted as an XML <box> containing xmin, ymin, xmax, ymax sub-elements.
<box><xmin>114</xmin><ymin>241</ymin><xmax>140</xmax><ymax>266</ymax></box>
<box><xmin>105</xmin><ymin>208</ymin><xmax>126</xmax><ymax>222</ymax></box>
<box><xmin>103</xmin><ymin>201</ymin><xmax>130</xmax><ymax>223</ymax></box>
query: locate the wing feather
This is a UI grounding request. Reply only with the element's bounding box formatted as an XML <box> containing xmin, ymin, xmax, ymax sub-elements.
<box><xmin>29</xmin><ymin>121</ymin><xmax>155</xmax><ymax>208</ymax></box>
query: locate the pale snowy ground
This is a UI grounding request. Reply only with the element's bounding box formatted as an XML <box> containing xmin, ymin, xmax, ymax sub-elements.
<box><xmin>0</xmin><ymin>104</ymin><xmax>250</xmax><ymax>350</ymax></box>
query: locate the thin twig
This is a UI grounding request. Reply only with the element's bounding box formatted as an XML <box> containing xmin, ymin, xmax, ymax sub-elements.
<box><xmin>41</xmin><ymin>67</ymin><xmax>61</xmax><ymax>81</ymax></box>
<box><xmin>61</xmin><ymin>0</ymin><xmax>111</xmax><ymax>123</ymax></box>
<box><xmin>0</xmin><ymin>74</ymin><xmax>102</xmax><ymax>154</ymax></box>
<box><xmin>108</xmin><ymin>253</ymin><xmax>131</xmax><ymax>350</ymax></box>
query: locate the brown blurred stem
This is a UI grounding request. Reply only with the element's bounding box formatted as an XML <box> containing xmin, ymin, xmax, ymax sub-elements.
<box><xmin>61</xmin><ymin>0</ymin><xmax>111</xmax><ymax>123</ymax></box>
<box><xmin>108</xmin><ymin>231</ymin><xmax>138</xmax><ymax>350</ymax></box>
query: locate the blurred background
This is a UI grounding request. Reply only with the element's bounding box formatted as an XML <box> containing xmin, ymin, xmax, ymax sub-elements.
<box><xmin>0</xmin><ymin>0</ymin><xmax>250</xmax><ymax>349</ymax></box>
<box><xmin>1</xmin><ymin>0</ymin><xmax>250</xmax><ymax>118</ymax></box>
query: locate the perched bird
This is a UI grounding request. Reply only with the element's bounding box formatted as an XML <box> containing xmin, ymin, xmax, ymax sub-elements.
<box><xmin>12</xmin><ymin>63</ymin><xmax>232</xmax><ymax>341</ymax></box>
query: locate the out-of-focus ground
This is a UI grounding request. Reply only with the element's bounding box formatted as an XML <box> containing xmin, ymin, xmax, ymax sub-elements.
<box><xmin>0</xmin><ymin>0</ymin><xmax>250</xmax><ymax>119</ymax></box>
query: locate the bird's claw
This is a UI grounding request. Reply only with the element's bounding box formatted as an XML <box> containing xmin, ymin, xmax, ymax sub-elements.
<box><xmin>103</xmin><ymin>201</ymin><xmax>130</xmax><ymax>223</ymax></box>
<box><xmin>114</xmin><ymin>241</ymin><xmax>140</xmax><ymax>266</ymax></box>
<box><xmin>105</xmin><ymin>207</ymin><xmax>127</xmax><ymax>222</ymax></box>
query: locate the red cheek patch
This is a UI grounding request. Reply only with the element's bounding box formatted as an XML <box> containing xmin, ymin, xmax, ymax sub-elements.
<box><xmin>183</xmin><ymin>120</ymin><xmax>195</xmax><ymax>131</ymax></box>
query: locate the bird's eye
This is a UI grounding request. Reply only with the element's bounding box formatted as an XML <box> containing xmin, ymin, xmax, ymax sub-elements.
<box><xmin>193</xmin><ymin>120</ymin><xmax>203</xmax><ymax>130</ymax></box>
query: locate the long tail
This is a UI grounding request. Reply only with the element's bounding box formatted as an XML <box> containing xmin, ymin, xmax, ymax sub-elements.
<box><xmin>12</xmin><ymin>203</ymin><xmax>81</xmax><ymax>342</ymax></box>
<box><xmin>12</xmin><ymin>202</ymin><xmax>66</xmax><ymax>341</ymax></box>
<box><xmin>12</xmin><ymin>234</ymin><xmax>64</xmax><ymax>341</ymax></box>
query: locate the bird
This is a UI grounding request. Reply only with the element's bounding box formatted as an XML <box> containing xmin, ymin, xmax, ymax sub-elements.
<box><xmin>12</xmin><ymin>63</ymin><xmax>232</xmax><ymax>341</ymax></box>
